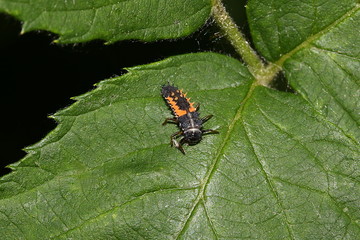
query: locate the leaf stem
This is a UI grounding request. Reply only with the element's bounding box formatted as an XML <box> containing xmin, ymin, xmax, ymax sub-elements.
<box><xmin>211</xmin><ymin>0</ymin><xmax>280</xmax><ymax>86</ymax></box>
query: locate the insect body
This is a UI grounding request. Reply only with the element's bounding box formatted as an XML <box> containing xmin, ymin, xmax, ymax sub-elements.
<box><xmin>161</xmin><ymin>84</ymin><xmax>218</xmax><ymax>154</ymax></box>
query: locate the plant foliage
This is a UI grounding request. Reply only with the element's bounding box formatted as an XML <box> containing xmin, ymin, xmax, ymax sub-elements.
<box><xmin>0</xmin><ymin>0</ymin><xmax>359</xmax><ymax>239</ymax></box>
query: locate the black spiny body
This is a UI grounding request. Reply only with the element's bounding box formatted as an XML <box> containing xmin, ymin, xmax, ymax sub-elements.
<box><xmin>161</xmin><ymin>84</ymin><xmax>218</xmax><ymax>154</ymax></box>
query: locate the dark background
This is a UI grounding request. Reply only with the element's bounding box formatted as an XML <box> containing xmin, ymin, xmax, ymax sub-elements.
<box><xmin>1</xmin><ymin>1</ymin><xmax>252</xmax><ymax>176</ymax></box>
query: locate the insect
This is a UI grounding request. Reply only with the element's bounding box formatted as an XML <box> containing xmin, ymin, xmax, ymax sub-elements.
<box><xmin>161</xmin><ymin>84</ymin><xmax>219</xmax><ymax>154</ymax></box>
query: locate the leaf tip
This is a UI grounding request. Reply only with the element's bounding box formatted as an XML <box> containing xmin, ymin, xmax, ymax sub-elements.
<box><xmin>103</xmin><ymin>41</ymin><xmax>113</xmax><ymax>46</ymax></box>
<box><xmin>19</xmin><ymin>28</ymin><xmax>26</xmax><ymax>35</ymax></box>
<box><xmin>48</xmin><ymin>114</ymin><xmax>57</xmax><ymax>120</ymax></box>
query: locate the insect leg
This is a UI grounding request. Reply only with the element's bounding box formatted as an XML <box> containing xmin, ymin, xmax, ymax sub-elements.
<box><xmin>202</xmin><ymin>129</ymin><xmax>219</xmax><ymax>135</ymax></box>
<box><xmin>201</xmin><ymin>114</ymin><xmax>213</xmax><ymax>123</ymax></box>
<box><xmin>195</xmin><ymin>103</ymin><xmax>200</xmax><ymax>111</ymax></box>
<box><xmin>170</xmin><ymin>131</ymin><xmax>185</xmax><ymax>154</ymax></box>
<box><xmin>176</xmin><ymin>138</ymin><xmax>187</xmax><ymax>154</ymax></box>
<box><xmin>170</xmin><ymin>131</ymin><xmax>183</xmax><ymax>147</ymax></box>
<box><xmin>162</xmin><ymin>117</ymin><xmax>178</xmax><ymax>125</ymax></box>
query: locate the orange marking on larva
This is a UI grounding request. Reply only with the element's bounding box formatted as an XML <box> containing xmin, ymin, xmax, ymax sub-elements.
<box><xmin>165</xmin><ymin>96</ymin><xmax>187</xmax><ymax>116</ymax></box>
<box><xmin>188</xmin><ymin>102</ymin><xmax>196</xmax><ymax>112</ymax></box>
<box><xmin>185</xmin><ymin>97</ymin><xmax>196</xmax><ymax>112</ymax></box>
<box><xmin>162</xmin><ymin>84</ymin><xmax>219</xmax><ymax>154</ymax></box>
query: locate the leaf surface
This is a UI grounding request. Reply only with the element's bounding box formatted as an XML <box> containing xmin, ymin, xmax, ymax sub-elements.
<box><xmin>1</xmin><ymin>0</ymin><xmax>359</xmax><ymax>239</ymax></box>
<box><xmin>1</xmin><ymin>51</ymin><xmax>359</xmax><ymax>238</ymax></box>
<box><xmin>247</xmin><ymin>0</ymin><xmax>359</xmax><ymax>61</ymax></box>
<box><xmin>0</xmin><ymin>0</ymin><xmax>211</xmax><ymax>43</ymax></box>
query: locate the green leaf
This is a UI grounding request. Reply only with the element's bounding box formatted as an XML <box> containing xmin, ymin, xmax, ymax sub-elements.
<box><xmin>283</xmin><ymin>8</ymin><xmax>360</xmax><ymax>143</ymax></box>
<box><xmin>247</xmin><ymin>0</ymin><xmax>358</xmax><ymax>61</ymax></box>
<box><xmin>0</xmin><ymin>0</ymin><xmax>211</xmax><ymax>43</ymax></box>
<box><xmin>1</xmin><ymin>51</ymin><xmax>359</xmax><ymax>238</ymax></box>
<box><xmin>1</xmin><ymin>1</ymin><xmax>360</xmax><ymax>240</ymax></box>
<box><xmin>0</xmin><ymin>53</ymin><xmax>253</xmax><ymax>238</ymax></box>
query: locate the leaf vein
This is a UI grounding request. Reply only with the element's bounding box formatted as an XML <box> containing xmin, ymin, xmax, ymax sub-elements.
<box><xmin>54</xmin><ymin>187</ymin><xmax>198</xmax><ymax>238</ymax></box>
<box><xmin>274</xmin><ymin>177</ymin><xmax>360</xmax><ymax>228</ymax></box>
<box><xmin>241</xmin><ymin>110</ymin><xmax>296</xmax><ymax>239</ymax></box>
<box><xmin>174</xmin><ymin>82</ymin><xmax>254</xmax><ymax>239</ymax></box>
<box><xmin>304</xmin><ymin>61</ymin><xmax>359</xmax><ymax>128</ymax></box>
<box><xmin>275</xmin><ymin>4</ymin><xmax>360</xmax><ymax>66</ymax></box>
<box><xmin>202</xmin><ymin>201</ymin><xmax>219</xmax><ymax>239</ymax></box>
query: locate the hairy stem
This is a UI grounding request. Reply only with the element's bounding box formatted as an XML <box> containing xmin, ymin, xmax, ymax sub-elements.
<box><xmin>211</xmin><ymin>0</ymin><xmax>280</xmax><ymax>86</ymax></box>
